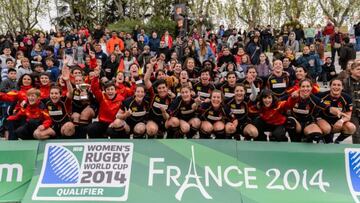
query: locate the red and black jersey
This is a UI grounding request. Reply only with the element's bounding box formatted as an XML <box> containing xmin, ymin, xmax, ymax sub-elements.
<box><xmin>241</xmin><ymin>77</ymin><xmax>262</xmax><ymax>97</ymax></box>
<box><xmin>167</xmin><ymin>96</ymin><xmax>196</xmax><ymax>121</ymax></box>
<box><xmin>225</xmin><ymin>98</ymin><xmax>250</xmax><ymax>124</ymax></box>
<box><xmin>116</xmin><ymin>83</ymin><xmax>135</xmax><ymax>99</ymax></box>
<box><xmin>219</xmin><ymin>82</ymin><xmax>235</xmax><ymax>99</ymax></box>
<box><xmin>40</xmin><ymin>84</ymin><xmax>51</xmax><ymax>100</ymax></box>
<box><xmin>121</xmin><ymin>96</ymin><xmax>150</xmax><ymax>123</ymax></box>
<box><xmin>318</xmin><ymin>91</ymin><xmax>352</xmax><ymax>124</ymax></box>
<box><xmin>148</xmin><ymin>88</ymin><xmax>172</xmax><ymax>122</ymax></box>
<box><xmin>1</xmin><ymin>87</ymin><xmax>30</xmax><ymax>102</ymax></box>
<box><xmin>287</xmin><ymin>79</ymin><xmax>320</xmax><ymax>95</ymax></box>
<box><xmin>194</xmin><ymin>82</ymin><xmax>215</xmax><ymax>100</ymax></box>
<box><xmin>290</xmin><ymin>94</ymin><xmax>327</xmax><ymax>123</ymax></box>
<box><xmin>258</xmin><ymin>96</ymin><xmax>296</xmax><ymax>125</ymax></box>
<box><xmin>172</xmin><ymin>81</ymin><xmax>193</xmax><ymax>97</ymax></box>
<box><xmin>187</xmin><ymin>69</ymin><xmax>198</xmax><ymax>83</ymax></box>
<box><xmin>0</xmin><ymin>85</ymin><xmax>32</xmax><ymax>111</ymax></box>
<box><xmin>267</xmin><ymin>72</ymin><xmax>289</xmax><ymax>98</ymax></box>
<box><xmin>7</xmin><ymin>101</ymin><xmax>52</xmax><ymax>129</ymax></box>
<box><xmin>45</xmin><ymin>96</ymin><xmax>72</xmax><ymax>124</ymax></box>
<box><xmin>72</xmin><ymin>85</ymin><xmax>96</xmax><ymax>111</ymax></box>
<box><xmin>198</xmin><ymin>102</ymin><xmax>232</xmax><ymax>123</ymax></box>
<box><xmin>91</xmin><ymin>77</ymin><xmax>124</xmax><ymax>124</ymax></box>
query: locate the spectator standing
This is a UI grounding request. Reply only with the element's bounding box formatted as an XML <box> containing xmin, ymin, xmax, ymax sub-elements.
<box><xmin>339</xmin><ymin>37</ymin><xmax>356</xmax><ymax>70</ymax></box>
<box><xmin>354</xmin><ymin>22</ymin><xmax>360</xmax><ymax>52</ymax></box>
<box><xmin>314</xmin><ymin>38</ymin><xmax>325</xmax><ymax>60</ymax></box>
<box><xmin>124</xmin><ymin>33</ymin><xmax>135</xmax><ymax>50</ymax></box>
<box><xmin>304</xmin><ymin>25</ymin><xmax>316</xmax><ymax>45</ymax></box>
<box><xmin>323</xmin><ymin>22</ymin><xmax>335</xmax><ymax>46</ymax></box>
<box><xmin>93</xmin><ymin>24</ymin><xmax>104</xmax><ymax>42</ymax></box>
<box><xmin>285</xmin><ymin>32</ymin><xmax>299</xmax><ymax>53</ymax></box>
<box><xmin>137</xmin><ymin>29</ymin><xmax>149</xmax><ymax>45</ymax></box>
<box><xmin>246</xmin><ymin>36</ymin><xmax>262</xmax><ymax>65</ymax></box>
<box><xmin>261</xmin><ymin>25</ymin><xmax>273</xmax><ymax>52</ymax></box>
<box><xmin>148</xmin><ymin>32</ymin><xmax>160</xmax><ymax>56</ymax></box>
<box><xmin>296</xmin><ymin>46</ymin><xmax>322</xmax><ymax>79</ymax></box>
<box><xmin>161</xmin><ymin>30</ymin><xmax>173</xmax><ymax>49</ymax></box>
<box><xmin>330</xmin><ymin>27</ymin><xmax>343</xmax><ymax>66</ymax></box>
<box><xmin>293</xmin><ymin>24</ymin><xmax>305</xmax><ymax>44</ymax></box>
<box><xmin>342</xmin><ymin>61</ymin><xmax>360</xmax><ymax>143</ymax></box>
<box><xmin>106</xmin><ymin>31</ymin><xmax>124</xmax><ymax>54</ymax></box>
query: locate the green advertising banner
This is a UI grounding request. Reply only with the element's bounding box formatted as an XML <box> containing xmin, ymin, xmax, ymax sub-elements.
<box><xmin>21</xmin><ymin>140</ymin><xmax>360</xmax><ymax>203</ymax></box>
<box><xmin>0</xmin><ymin>141</ymin><xmax>38</xmax><ymax>203</ymax></box>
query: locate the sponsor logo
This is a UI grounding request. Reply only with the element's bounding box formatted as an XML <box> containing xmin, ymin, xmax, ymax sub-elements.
<box><xmin>345</xmin><ymin>148</ymin><xmax>360</xmax><ymax>203</ymax></box>
<box><xmin>0</xmin><ymin>163</ymin><xmax>23</xmax><ymax>182</ymax></box>
<box><xmin>32</xmin><ymin>142</ymin><xmax>133</xmax><ymax>201</ymax></box>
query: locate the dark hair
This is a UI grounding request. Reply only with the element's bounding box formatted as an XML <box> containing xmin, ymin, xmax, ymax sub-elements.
<box><xmin>40</xmin><ymin>72</ymin><xmax>51</xmax><ymax>78</ymax></box>
<box><xmin>258</xmin><ymin>89</ymin><xmax>278</xmax><ymax>109</ymax></box>
<box><xmin>226</xmin><ymin>71</ymin><xmax>237</xmax><ymax>78</ymax></box>
<box><xmin>235</xmin><ymin>83</ymin><xmax>245</xmax><ymax>90</ymax></box>
<box><xmin>135</xmin><ymin>84</ymin><xmax>146</xmax><ymax>91</ymax></box>
<box><xmin>50</xmin><ymin>85</ymin><xmax>62</xmax><ymax>94</ymax></box>
<box><xmin>296</xmin><ymin>65</ymin><xmax>308</xmax><ymax>73</ymax></box>
<box><xmin>8</xmin><ymin>68</ymin><xmax>16</xmax><ymax>73</ymax></box>
<box><xmin>246</xmin><ymin>65</ymin><xmax>257</xmax><ymax>74</ymax></box>
<box><xmin>104</xmin><ymin>81</ymin><xmax>116</xmax><ymax>89</ymax></box>
<box><xmin>71</xmin><ymin>66</ymin><xmax>83</xmax><ymax>74</ymax></box>
<box><xmin>329</xmin><ymin>78</ymin><xmax>343</xmax><ymax>86</ymax></box>
<box><xmin>225</xmin><ymin>63</ymin><xmax>236</xmax><ymax>71</ymax></box>
<box><xmin>5</xmin><ymin>58</ymin><xmax>13</xmax><ymax>63</ymax></box>
<box><xmin>199</xmin><ymin>67</ymin><xmax>211</xmax><ymax>74</ymax></box>
<box><xmin>155</xmin><ymin>79</ymin><xmax>167</xmax><ymax>88</ymax></box>
<box><xmin>344</xmin><ymin>37</ymin><xmax>350</xmax><ymax>44</ymax></box>
<box><xmin>155</xmin><ymin>69</ymin><xmax>166</xmax><ymax>78</ymax></box>
<box><xmin>18</xmin><ymin>73</ymin><xmax>34</xmax><ymax>87</ymax></box>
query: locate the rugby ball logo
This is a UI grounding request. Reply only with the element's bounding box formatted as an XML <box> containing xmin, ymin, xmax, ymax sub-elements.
<box><xmin>345</xmin><ymin>148</ymin><xmax>360</xmax><ymax>203</ymax></box>
<box><xmin>41</xmin><ymin>145</ymin><xmax>80</xmax><ymax>184</ymax></box>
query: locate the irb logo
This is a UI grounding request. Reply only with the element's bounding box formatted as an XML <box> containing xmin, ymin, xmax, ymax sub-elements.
<box><xmin>345</xmin><ymin>148</ymin><xmax>360</xmax><ymax>203</ymax></box>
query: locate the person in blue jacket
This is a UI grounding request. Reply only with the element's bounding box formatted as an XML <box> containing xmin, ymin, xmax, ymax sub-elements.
<box><xmin>296</xmin><ymin>45</ymin><xmax>322</xmax><ymax>80</ymax></box>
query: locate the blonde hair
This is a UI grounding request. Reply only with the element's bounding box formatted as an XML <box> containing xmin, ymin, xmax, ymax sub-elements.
<box><xmin>26</xmin><ymin>88</ymin><xmax>40</xmax><ymax>97</ymax></box>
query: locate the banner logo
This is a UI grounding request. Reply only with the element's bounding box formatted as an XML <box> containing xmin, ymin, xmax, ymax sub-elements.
<box><xmin>32</xmin><ymin>142</ymin><xmax>133</xmax><ymax>201</ymax></box>
<box><xmin>345</xmin><ymin>148</ymin><xmax>360</xmax><ymax>203</ymax></box>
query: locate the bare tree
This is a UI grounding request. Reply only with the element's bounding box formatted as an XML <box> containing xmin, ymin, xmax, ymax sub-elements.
<box><xmin>318</xmin><ymin>0</ymin><xmax>359</xmax><ymax>27</ymax></box>
<box><xmin>0</xmin><ymin>0</ymin><xmax>47</xmax><ymax>32</ymax></box>
<box><xmin>235</xmin><ymin>0</ymin><xmax>263</xmax><ymax>28</ymax></box>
